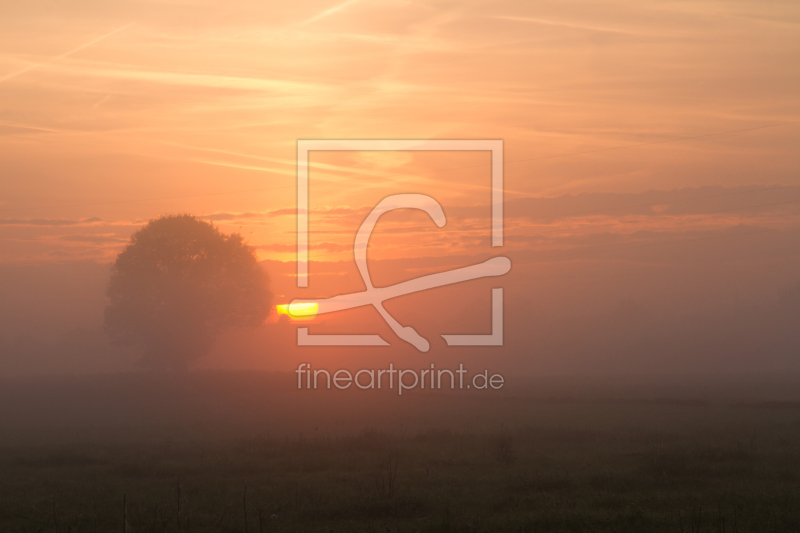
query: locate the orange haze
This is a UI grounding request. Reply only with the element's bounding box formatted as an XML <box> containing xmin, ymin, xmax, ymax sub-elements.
<box><xmin>0</xmin><ymin>0</ymin><xmax>799</xmax><ymax>376</ymax></box>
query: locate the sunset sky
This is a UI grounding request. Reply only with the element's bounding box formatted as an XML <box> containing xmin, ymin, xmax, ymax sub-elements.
<box><xmin>1</xmin><ymin>0</ymin><xmax>799</xmax><ymax>374</ymax></box>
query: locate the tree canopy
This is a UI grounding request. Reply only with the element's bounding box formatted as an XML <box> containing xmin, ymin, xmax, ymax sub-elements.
<box><xmin>104</xmin><ymin>214</ymin><xmax>272</xmax><ymax>369</ymax></box>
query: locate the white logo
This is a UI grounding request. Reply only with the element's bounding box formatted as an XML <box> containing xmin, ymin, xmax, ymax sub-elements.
<box><xmin>290</xmin><ymin>140</ymin><xmax>509</xmax><ymax>352</ymax></box>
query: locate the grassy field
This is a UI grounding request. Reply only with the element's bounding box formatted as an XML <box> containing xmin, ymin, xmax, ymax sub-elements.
<box><xmin>1</xmin><ymin>373</ymin><xmax>799</xmax><ymax>532</ymax></box>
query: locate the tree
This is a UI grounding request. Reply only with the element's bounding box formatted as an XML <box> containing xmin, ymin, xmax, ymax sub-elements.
<box><xmin>104</xmin><ymin>214</ymin><xmax>272</xmax><ymax>369</ymax></box>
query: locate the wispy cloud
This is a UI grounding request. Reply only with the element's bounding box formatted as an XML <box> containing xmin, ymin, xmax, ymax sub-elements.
<box><xmin>489</xmin><ymin>15</ymin><xmax>650</xmax><ymax>36</ymax></box>
<box><xmin>160</xmin><ymin>142</ymin><xmax>466</xmax><ymax>188</ymax></box>
<box><xmin>198</xmin><ymin>206</ymin><xmax>371</xmax><ymax>223</ymax></box>
<box><xmin>182</xmin><ymin>158</ymin><xmax>297</xmax><ymax>177</ymax></box>
<box><xmin>0</xmin><ymin>120</ymin><xmax>64</xmax><ymax>134</ymax></box>
<box><xmin>59</xmin><ymin>233</ymin><xmax>127</xmax><ymax>243</ymax></box>
<box><xmin>46</xmin><ymin>63</ymin><xmax>320</xmax><ymax>93</ymax></box>
<box><xmin>199</xmin><ymin>212</ymin><xmax>265</xmax><ymax>222</ymax></box>
<box><xmin>0</xmin><ymin>23</ymin><xmax>135</xmax><ymax>83</ymax></box>
<box><xmin>0</xmin><ymin>217</ymin><xmax>103</xmax><ymax>227</ymax></box>
<box><xmin>257</xmin><ymin>241</ymin><xmax>349</xmax><ymax>252</ymax></box>
<box><xmin>303</xmin><ymin>0</ymin><xmax>360</xmax><ymax>25</ymax></box>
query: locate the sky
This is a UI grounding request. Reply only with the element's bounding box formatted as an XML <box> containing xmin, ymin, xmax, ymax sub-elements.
<box><xmin>0</xmin><ymin>0</ymin><xmax>799</xmax><ymax>376</ymax></box>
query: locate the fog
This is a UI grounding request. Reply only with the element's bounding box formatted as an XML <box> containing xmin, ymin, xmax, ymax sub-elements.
<box><xmin>2</xmin><ymin>187</ymin><xmax>799</xmax><ymax>380</ymax></box>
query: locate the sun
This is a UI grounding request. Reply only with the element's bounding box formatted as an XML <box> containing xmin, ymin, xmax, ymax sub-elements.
<box><xmin>276</xmin><ymin>302</ymin><xmax>319</xmax><ymax>319</ymax></box>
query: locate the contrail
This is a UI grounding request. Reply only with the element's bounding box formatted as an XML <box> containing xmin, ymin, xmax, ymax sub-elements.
<box><xmin>490</xmin><ymin>15</ymin><xmax>644</xmax><ymax>36</ymax></box>
<box><xmin>0</xmin><ymin>22</ymin><xmax>135</xmax><ymax>83</ymax></box>
<box><xmin>303</xmin><ymin>0</ymin><xmax>359</xmax><ymax>24</ymax></box>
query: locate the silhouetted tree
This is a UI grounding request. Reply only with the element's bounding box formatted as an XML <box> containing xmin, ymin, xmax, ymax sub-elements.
<box><xmin>104</xmin><ymin>215</ymin><xmax>272</xmax><ymax>369</ymax></box>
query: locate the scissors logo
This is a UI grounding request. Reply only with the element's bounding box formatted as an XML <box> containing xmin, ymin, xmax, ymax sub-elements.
<box><xmin>291</xmin><ymin>139</ymin><xmax>507</xmax><ymax>351</ymax></box>
<box><xmin>289</xmin><ymin>194</ymin><xmax>511</xmax><ymax>351</ymax></box>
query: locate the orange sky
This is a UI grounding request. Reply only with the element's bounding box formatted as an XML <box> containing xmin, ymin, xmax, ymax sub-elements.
<box><xmin>1</xmin><ymin>1</ymin><xmax>800</xmax><ymax>375</ymax></box>
<box><xmin>1</xmin><ymin>0</ymin><xmax>799</xmax><ymax>265</ymax></box>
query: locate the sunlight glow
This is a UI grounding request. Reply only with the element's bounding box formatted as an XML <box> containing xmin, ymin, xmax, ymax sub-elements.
<box><xmin>277</xmin><ymin>302</ymin><xmax>319</xmax><ymax>318</ymax></box>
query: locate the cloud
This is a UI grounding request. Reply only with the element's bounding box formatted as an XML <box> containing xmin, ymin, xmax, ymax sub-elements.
<box><xmin>302</xmin><ymin>0</ymin><xmax>360</xmax><ymax>25</ymax></box>
<box><xmin>257</xmin><ymin>241</ymin><xmax>349</xmax><ymax>253</ymax></box>
<box><xmin>489</xmin><ymin>15</ymin><xmax>649</xmax><ymax>37</ymax></box>
<box><xmin>500</xmin><ymin>186</ymin><xmax>800</xmax><ymax>222</ymax></box>
<box><xmin>0</xmin><ymin>120</ymin><xmax>64</xmax><ymax>135</ymax></box>
<box><xmin>199</xmin><ymin>206</ymin><xmax>371</xmax><ymax>223</ymax></box>
<box><xmin>0</xmin><ymin>217</ymin><xmax>103</xmax><ymax>227</ymax></box>
<box><xmin>182</xmin><ymin>158</ymin><xmax>297</xmax><ymax>177</ymax></box>
<box><xmin>0</xmin><ymin>23</ymin><xmax>135</xmax><ymax>83</ymax></box>
<box><xmin>256</xmin><ymin>243</ymin><xmax>295</xmax><ymax>252</ymax></box>
<box><xmin>47</xmin><ymin>63</ymin><xmax>320</xmax><ymax>93</ymax></box>
<box><xmin>314</xmin><ymin>242</ymin><xmax>351</xmax><ymax>253</ymax></box>
<box><xmin>199</xmin><ymin>212</ymin><xmax>264</xmax><ymax>222</ymax></box>
<box><xmin>59</xmin><ymin>234</ymin><xmax>127</xmax><ymax>243</ymax></box>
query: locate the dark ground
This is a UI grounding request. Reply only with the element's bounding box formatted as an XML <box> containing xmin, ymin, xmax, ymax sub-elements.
<box><xmin>1</xmin><ymin>372</ymin><xmax>799</xmax><ymax>532</ymax></box>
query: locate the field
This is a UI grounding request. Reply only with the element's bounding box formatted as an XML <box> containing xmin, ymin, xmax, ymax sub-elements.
<box><xmin>1</xmin><ymin>373</ymin><xmax>799</xmax><ymax>532</ymax></box>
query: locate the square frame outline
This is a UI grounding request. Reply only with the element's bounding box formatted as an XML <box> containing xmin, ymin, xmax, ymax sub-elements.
<box><xmin>295</xmin><ymin>139</ymin><xmax>505</xmax><ymax>347</ymax></box>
